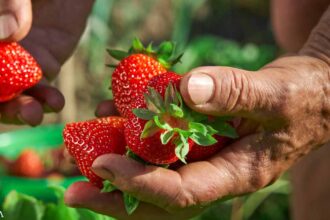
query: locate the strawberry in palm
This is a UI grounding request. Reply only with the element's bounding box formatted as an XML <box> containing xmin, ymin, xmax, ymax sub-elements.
<box><xmin>126</xmin><ymin>72</ymin><xmax>237</xmax><ymax>164</ymax></box>
<box><xmin>63</xmin><ymin>117</ymin><xmax>126</xmax><ymax>188</ymax></box>
<box><xmin>109</xmin><ymin>38</ymin><xmax>182</xmax><ymax>117</ymax></box>
<box><xmin>0</xmin><ymin>42</ymin><xmax>42</xmax><ymax>102</ymax></box>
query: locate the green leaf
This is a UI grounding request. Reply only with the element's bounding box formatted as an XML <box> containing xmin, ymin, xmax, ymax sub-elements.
<box><xmin>157</xmin><ymin>41</ymin><xmax>174</xmax><ymax>59</ymax></box>
<box><xmin>101</xmin><ymin>180</ymin><xmax>117</xmax><ymax>193</ymax></box>
<box><xmin>190</xmin><ymin>133</ymin><xmax>218</xmax><ymax>146</ymax></box>
<box><xmin>141</xmin><ymin>120</ymin><xmax>160</xmax><ymax>138</ymax></box>
<box><xmin>132</xmin><ymin>108</ymin><xmax>157</xmax><ymax>120</ymax></box>
<box><xmin>174</xmin><ymin>133</ymin><xmax>190</xmax><ymax>163</ymax></box>
<box><xmin>123</xmin><ymin>193</ymin><xmax>140</xmax><ymax>215</ymax></box>
<box><xmin>160</xmin><ymin>130</ymin><xmax>175</xmax><ymax>145</ymax></box>
<box><xmin>3</xmin><ymin>191</ymin><xmax>45</xmax><ymax>220</ymax></box>
<box><xmin>210</xmin><ymin>122</ymin><xmax>239</xmax><ymax>138</ymax></box>
<box><xmin>164</xmin><ymin>83</ymin><xmax>175</xmax><ymax>108</ymax></box>
<box><xmin>147</xmin><ymin>87</ymin><xmax>165</xmax><ymax>111</ymax></box>
<box><xmin>206</xmin><ymin>125</ymin><xmax>218</xmax><ymax>136</ymax></box>
<box><xmin>106</xmin><ymin>64</ymin><xmax>117</xmax><ymax>68</ymax></box>
<box><xmin>169</xmin><ymin>53</ymin><xmax>184</xmax><ymax>65</ymax></box>
<box><xmin>175</xmin><ymin>90</ymin><xmax>183</xmax><ymax>107</ymax></box>
<box><xmin>146</xmin><ymin>42</ymin><xmax>154</xmax><ymax>54</ymax></box>
<box><xmin>106</xmin><ymin>49</ymin><xmax>129</xmax><ymax>60</ymax></box>
<box><xmin>132</xmin><ymin>37</ymin><xmax>144</xmax><ymax>52</ymax></box>
<box><xmin>144</xmin><ymin>93</ymin><xmax>162</xmax><ymax>113</ymax></box>
<box><xmin>169</xmin><ymin>104</ymin><xmax>184</xmax><ymax>118</ymax></box>
<box><xmin>154</xmin><ymin>116</ymin><xmax>172</xmax><ymax>130</ymax></box>
<box><xmin>189</xmin><ymin>122</ymin><xmax>208</xmax><ymax>135</ymax></box>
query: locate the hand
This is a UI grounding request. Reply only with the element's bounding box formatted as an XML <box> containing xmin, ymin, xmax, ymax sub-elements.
<box><xmin>0</xmin><ymin>0</ymin><xmax>94</xmax><ymax>125</ymax></box>
<box><xmin>65</xmin><ymin>7</ymin><xmax>330</xmax><ymax>220</ymax></box>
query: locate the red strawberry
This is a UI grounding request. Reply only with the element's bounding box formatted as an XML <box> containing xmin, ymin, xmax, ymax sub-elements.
<box><xmin>125</xmin><ymin>95</ymin><xmax>194</xmax><ymax>164</ymax></box>
<box><xmin>0</xmin><ymin>42</ymin><xmax>42</xmax><ymax>102</ymax></box>
<box><xmin>126</xmin><ymin>72</ymin><xmax>237</xmax><ymax>164</ymax></box>
<box><xmin>109</xmin><ymin>38</ymin><xmax>182</xmax><ymax>117</ymax></box>
<box><xmin>63</xmin><ymin>117</ymin><xmax>126</xmax><ymax>188</ymax></box>
<box><xmin>9</xmin><ymin>149</ymin><xmax>44</xmax><ymax>178</ymax></box>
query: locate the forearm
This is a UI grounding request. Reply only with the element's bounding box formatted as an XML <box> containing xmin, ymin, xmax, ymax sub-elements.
<box><xmin>300</xmin><ymin>5</ymin><xmax>330</xmax><ymax>65</ymax></box>
<box><xmin>272</xmin><ymin>0</ymin><xmax>329</xmax><ymax>52</ymax></box>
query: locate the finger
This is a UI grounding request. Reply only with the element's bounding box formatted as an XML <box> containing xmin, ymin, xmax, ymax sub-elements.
<box><xmin>95</xmin><ymin>100</ymin><xmax>119</xmax><ymax>117</ymax></box>
<box><xmin>180</xmin><ymin>66</ymin><xmax>280</xmax><ymax>121</ymax></box>
<box><xmin>0</xmin><ymin>0</ymin><xmax>32</xmax><ymax>41</ymax></box>
<box><xmin>24</xmin><ymin>84</ymin><xmax>65</xmax><ymax>112</ymax></box>
<box><xmin>65</xmin><ymin>182</ymin><xmax>179</xmax><ymax>220</ymax></box>
<box><xmin>91</xmin><ymin>154</ymin><xmax>186</xmax><ymax>210</ymax></box>
<box><xmin>0</xmin><ymin>95</ymin><xmax>43</xmax><ymax>126</ymax></box>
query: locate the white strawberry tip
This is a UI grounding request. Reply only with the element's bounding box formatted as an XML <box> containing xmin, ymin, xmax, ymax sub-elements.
<box><xmin>106</xmin><ymin>37</ymin><xmax>183</xmax><ymax>69</ymax></box>
<box><xmin>132</xmin><ymin>83</ymin><xmax>238</xmax><ymax>164</ymax></box>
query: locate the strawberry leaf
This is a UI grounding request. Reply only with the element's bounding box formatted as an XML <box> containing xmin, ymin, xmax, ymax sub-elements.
<box><xmin>106</xmin><ymin>64</ymin><xmax>118</xmax><ymax>68</ymax></box>
<box><xmin>189</xmin><ymin>122</ymin><xmax>208</xmax><ymax>135</ymax></box>
<box><xmin>169</xmin><ymin>104</ymin><xmax>184</xmax><ymax>118</ymax></box>
<box><xmin>165</xmin><ymin>83</ymin><xmax>176</xmax><ymax>108</ymax></box>
<box><xmin>174</xmin><ymin>133</ymin><xmax>190</xmax><ymax>163</ymax></box>
<box><xmin>101</xmin><ymin>180</ymin><xmax>117</xmax><ymax>193</ymax></box>
<box><xmin>154</xmin><ymin>116</ymin><xmax>172</xmax><ymax>130</ymax></box>
<box><xmin>132</xmin><ymin>37</ymin><xmax>144</xmax><ymax>52</ymax></box>
<box><xmin>107</xmin><ymin>49</ymin><xmax>129</xmax><ymax>60</ymax></box>
<box><xmin>146</xmin><ymin>42</ymin><xmax>154</xmax><ymax>54</ymax></box>
<box><xmin>157</xmin><ymin>41</ymin><xmax>174</xmax><ymax>60</ymax></box>
<box><xmin>147</xmin><ymin>87</ymin><xmax>165</xmax><ymax>111</ymax></box>
<box><xmin>160</xmin><ymin>130</ymin><xmax>175</xmax><ymax>145</ymax></box>
<box><xmin>144</xmin><ymin>93</ymin><xmax>159</xmax><ymax>113</ymax></box>
<box><xmin>133</xmin><ymin>108</ymin><xmax>157</xmax><ymax>120</ymax></box>
<box><xmin>141</xmin><ymin>120</ymin><xmax>160</xmax><ymax>138</ymax></box>
<box><xmin>123</xmin><ymin>193</ymin><xmax>140</xmax><ymax>215</ymax></box>
<box><xmin>206</xmin><ymin>125</ymin><xmax>219</xmax><ymax>136</ymax></box>
<box><xmin>209</xmin><ymin>122</ymin><xmax>239</xmax><ymax>138</ymax></box>
<box><xmin>190</xmin><ymin>133</ymin><xmax>218</xmax><ymax>146</ymax></box>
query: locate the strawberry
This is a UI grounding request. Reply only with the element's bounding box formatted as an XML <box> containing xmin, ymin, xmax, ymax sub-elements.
<box><xmin>9</xmin><ymin>149</ymin><xmax>44</xmax><ymax>178</ymax></box>
<box><xmin>125</xmin><ymin>95</ymin><xmax>194</xmax><ymax>164</ymax></box>
<box><xmin>63</xmin><ymin>117</ymin><xmax>126</xmax><ymax>188</ymax></box>
<box><xmin>109</xmin><ymin>38</ymin><xmax>182</xmax><ymax>117</ymax></box>
<box><xmin>0</xmin><ymin>42</ymin><xmax>42</xmax><ymax>102</ymax></box>
<box><xmin>126</xmin><ymin>72</ymin><xmax>237</xmax><ymax>164</ymax></box>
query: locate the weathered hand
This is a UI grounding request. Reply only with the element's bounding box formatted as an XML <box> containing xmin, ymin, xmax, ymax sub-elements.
<box><xmin>0</xmin><ymin>0</ymin><xmax>94</xmax><ymax>125</ymax></box>
<box><xmin>65</xmin><ymin>6</ymin><xmax>330</xmax><ymax>220</ymax></box>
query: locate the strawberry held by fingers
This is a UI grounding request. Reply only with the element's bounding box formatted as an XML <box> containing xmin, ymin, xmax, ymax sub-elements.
<box><xmin>0</xmin><ymin>42</ymin><xmax>42</xmax><ymax>102</ymax></box>
<box><xmin>63</xmin><ymin>117</ymin><xmax>126</xmax><ymax>188</ymax></box>
<box><xmin>125</xmin><ymin>72</ymin><xmax>237</xmax><ymax>164</ymax></box>
<box><xmin>109</xmin><ymin>38</ymin><xmax>182</xmax><ymax>117</ymax></box>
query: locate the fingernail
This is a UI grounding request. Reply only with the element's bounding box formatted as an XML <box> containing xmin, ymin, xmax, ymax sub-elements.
<box><xmin>92</xmin><ymin>166</ymin><xmax>115</xmax><ymax>182</ymax></box>
<box><xmin>187</xmin><ymin>72</ymin><xmax>215</xmax><ymax>105</ymax></box>
<box><xmin>0</xmin><ymin>13</ymin><xmax>18</xmax><ymax>40</ymax></box>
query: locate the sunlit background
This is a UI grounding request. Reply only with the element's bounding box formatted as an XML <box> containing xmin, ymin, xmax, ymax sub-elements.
<box><xmin>0</xmin><ymin>1</ymin><xmax>291</xmax><ymax>219</ymax></box>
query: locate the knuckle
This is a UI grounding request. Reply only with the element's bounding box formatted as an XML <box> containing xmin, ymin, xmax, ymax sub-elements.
<box><xmin>216</xmin><ymin>70</ymin><xmax>257</xmax><ymax>113</ymax></box>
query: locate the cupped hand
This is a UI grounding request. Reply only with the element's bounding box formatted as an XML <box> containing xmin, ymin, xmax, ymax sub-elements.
<box><xmin>65</xmin><ymin>8</ymin><xmax>330</xmax><ymax>220</ymax></box>
<box><xmin>0</xmin><ymin>0</ymin><xmax>94</xmax><ymax>125</ymax></box>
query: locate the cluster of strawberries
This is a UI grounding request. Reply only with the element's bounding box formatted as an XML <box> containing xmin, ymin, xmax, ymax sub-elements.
<box><xmin>63</xmin><ymin>39</ymin><xmax>237</xmax><ymax>189</ymax></box>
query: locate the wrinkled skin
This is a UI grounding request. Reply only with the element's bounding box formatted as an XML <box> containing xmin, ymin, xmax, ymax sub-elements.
<box><xmin>0</xmin><ymin>0</ymin><xmax>94</xmax><ymax>125</ymax></box>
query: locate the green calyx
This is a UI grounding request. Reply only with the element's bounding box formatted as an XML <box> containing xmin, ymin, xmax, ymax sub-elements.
<box><xmin>107</xmin><ymin>37</ymin><xmax>183</xmax><ymax>69</ymax></box>
<box><xmin>133</xmin><ymin>84</ymin><xmax>238</xmax><ymax>164</ymax></box>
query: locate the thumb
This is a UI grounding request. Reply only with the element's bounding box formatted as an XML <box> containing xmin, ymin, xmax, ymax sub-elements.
<box><xmin>180</xmin><ymin>66</ymin><xmax>278</xmax><ymax>119</ymax></box>
<box><xmin>0</xmin><ymin>0</ymin><xmax>32</xmax><ymax>41</ymax></box>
